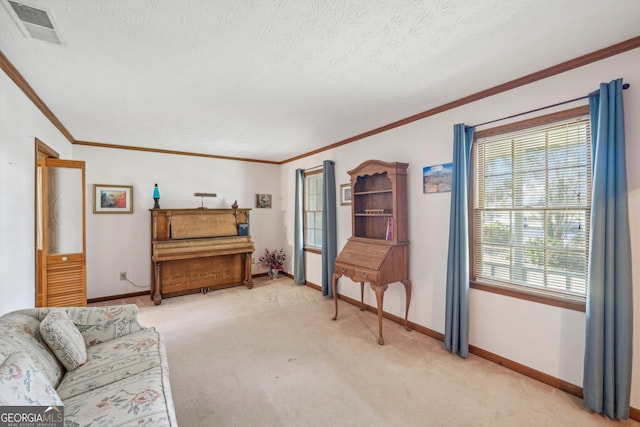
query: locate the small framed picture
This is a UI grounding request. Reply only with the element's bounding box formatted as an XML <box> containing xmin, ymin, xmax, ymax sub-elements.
<box><xmin>423</xmin><ymin>163</ymin><xmax>453</xmax><ymax>193</ymax></box>
<box><xmin>256</xmin><ymin>194</ymin><xmax>272</xmax><ymax>208</ymax></box>
<box><xmin>340</xmin><ymin>183</ymin><xmax>351</xmax><ymax>205</ymax></box>
<box><xmin>93</xmin><ymin>184</ymin><xmax>133</xmax><ymax>214</ymax></box>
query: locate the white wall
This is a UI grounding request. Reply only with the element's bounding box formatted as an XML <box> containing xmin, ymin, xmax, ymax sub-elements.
<box><xmin>0</xmin><ymin>71</ymin><xmax>73</xmax><ymax>314</ymax></box>
<box><xmin>280</xmin><ymin>48</ymin><xmax>640</xmax><ymax>408</ymax></box>
<box><xmin>73</xmin><ymin>145</ymin><xmax>283</xmax><ymax>299</ymax></box>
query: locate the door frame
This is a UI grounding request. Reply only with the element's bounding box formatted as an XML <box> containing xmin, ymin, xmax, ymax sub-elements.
<box><xmin>35</xmin><ymin>138</ymin><xmax>59</xmax><ymax>306</ymax></box>
<box><xmin>35</xmin><ymin>139</ymin><xmax>88</xmax><ymax>307</ymax></box>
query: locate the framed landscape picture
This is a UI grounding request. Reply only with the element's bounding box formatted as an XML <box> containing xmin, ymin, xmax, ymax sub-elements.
<box><xmin>93</xmin><ymin>184</ymin><xmax>133</xmax><ymax>213</ymax></box>
<box><xmin>423</xmin><ymin>163</ymin><xmax>453</xmax><ymax>193</ymax></box>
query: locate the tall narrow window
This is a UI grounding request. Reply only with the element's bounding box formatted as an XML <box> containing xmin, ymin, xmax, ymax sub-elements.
<box><xmin>472</xmin><ymin>110</ymin><xmax>591</xmax><ymax>304</ymax></box>
<box><xmin>304</xmin><ymin>170</ymin><xmax>323</xmax><ymax>249</ymax></box>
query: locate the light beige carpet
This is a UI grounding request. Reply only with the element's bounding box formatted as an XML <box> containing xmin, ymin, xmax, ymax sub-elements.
<box><xmin>110</xmin><ymin>277</ymin><xmax>638</xmax><ymax>427</ymax></box>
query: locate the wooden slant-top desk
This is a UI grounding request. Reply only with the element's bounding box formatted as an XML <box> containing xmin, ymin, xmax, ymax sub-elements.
<box><xmin>150</xmin><ymin>208</ymin><xmax>254</xmax><ymax>304</ymax></box>
<box><xmin>332</xmin><ymin>160</ymin><xmax>411</xmax><ymax>345</ymax></box>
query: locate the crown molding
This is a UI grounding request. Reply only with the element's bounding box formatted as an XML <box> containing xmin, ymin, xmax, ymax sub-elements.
<box><xmin>2</xmin><ymin>36</ymin><xmax>639</xmax><ymax>163</ymax></box>
<box><xmin>0</xmin><ymin>49</ymin><xmax>75</xmax><ymax>144</ymax></box>
<box><xmin>73</xmin><ymin>140</ymin><xmax>279</xmax><ymax>165</ymax></box>
<box><xmin>281</xmin><ymin>35</ymin><xmax>640</xmax><ymax>164</ymax></box>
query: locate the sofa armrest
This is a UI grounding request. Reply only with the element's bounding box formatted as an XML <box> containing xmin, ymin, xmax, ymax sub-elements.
<box><xmin>15</xmin><ymin>305</ymin><xmax>144</xmax><ymax>347</ymax></box>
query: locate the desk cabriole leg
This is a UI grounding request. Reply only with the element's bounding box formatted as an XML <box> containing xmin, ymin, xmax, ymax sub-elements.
<box><xmin>401</xmin><ymin>279</ymin><xmax>412</xmax><ymax>331</ymax></box>
<box><xmin>332</xmin><ymin>273</ymin><xmax>341</xmax><ymax>321</ymax></box>
<box><xmin>371</xmin><ymin>283</ymin><xmax>388</xmax><ymax>345</ymax></box>
<box><xmin>360</xmin><ymin>282</ymin><xmax>365</xmax><ymax>311</ymax></box>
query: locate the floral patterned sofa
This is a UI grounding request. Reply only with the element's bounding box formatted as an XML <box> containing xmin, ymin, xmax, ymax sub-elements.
<box><xmin>0</xmin><ymin>304</ymin><xmax>177</xmax><ymax>426</ymax></box>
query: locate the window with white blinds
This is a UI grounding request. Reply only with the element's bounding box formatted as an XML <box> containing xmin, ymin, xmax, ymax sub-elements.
<box><xmin>304</xmin><ymin>171</ymin><xmax>323</xmax><ymax>248</ymax></box>
<box><xmin>473</xmin><ymin>115</ymin><xmax>591</xmax><ymax>301</ymax></box>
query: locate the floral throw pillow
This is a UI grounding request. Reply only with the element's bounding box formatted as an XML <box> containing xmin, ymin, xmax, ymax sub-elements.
<box><xmin>0</xmin><ymin>351</ymin><xmax>63</xmax><ymax>405</ymax></box>
<box><xmin>40</xmin><ymin>310</ymin><xmax>87</xmax><ymax>370</ymax></box>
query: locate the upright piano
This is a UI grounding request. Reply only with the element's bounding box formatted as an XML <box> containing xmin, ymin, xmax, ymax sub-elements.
<box><xmin>150</xmin><ymin>208</ymin><xmax>254</xmax><ymax>305</ymax></box>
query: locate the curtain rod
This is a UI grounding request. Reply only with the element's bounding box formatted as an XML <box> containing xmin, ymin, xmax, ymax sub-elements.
<box><xmin>304</xmin><ymin>164</ymin><xmax>323</xmax><ymax>171</ymax></box>
<box><xmin>472</xmin><ymin>83</ymin><xmax>630</xmax><ymax>128</ymax></box>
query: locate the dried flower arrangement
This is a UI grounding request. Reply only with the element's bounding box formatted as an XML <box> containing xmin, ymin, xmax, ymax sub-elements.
<box><xmin>257</xmin><ymin>248</ymin><xmax>286</xmax><ymax>272</ymax></box>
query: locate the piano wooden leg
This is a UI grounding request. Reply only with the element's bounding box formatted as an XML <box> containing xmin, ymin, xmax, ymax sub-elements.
<box><xmin>153</xmin><ymin>262</ymin><xmax>162</xmax><ymax>305</ymax></box>
<box><xmin>243</xmin><ymin>252</ymin><xmax>254</xmax><ymax>288</ymax></box>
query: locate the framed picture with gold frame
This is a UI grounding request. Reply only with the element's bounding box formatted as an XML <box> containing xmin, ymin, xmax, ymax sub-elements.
<box><xmin>93</xmin><ymin>184</ymin><xmax>133</xmax><ymax>214</ymax></box>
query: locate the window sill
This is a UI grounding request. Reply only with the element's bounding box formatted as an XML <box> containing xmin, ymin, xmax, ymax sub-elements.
<box><xmin>470</xmin><ymin>280</ymin><xmax>586</xmax><ymax>312</ymax></box>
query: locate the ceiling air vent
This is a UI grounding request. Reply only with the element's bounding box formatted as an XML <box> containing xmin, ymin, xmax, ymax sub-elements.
<box><xmin>4</xmin><ymin>1</ymin><xmax>65</xmax><ymax>45</ymax></box>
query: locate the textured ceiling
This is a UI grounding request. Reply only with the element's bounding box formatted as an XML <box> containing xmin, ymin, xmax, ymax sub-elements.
<box><xmin>1</xmin><ymin>0</ymin><xmax>639</xmax><ymax>162</ymax></box>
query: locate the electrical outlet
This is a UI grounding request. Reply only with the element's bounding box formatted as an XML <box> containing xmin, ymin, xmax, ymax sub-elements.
<box><xmin>120</xmin><ymin>272</ymin><xmax>127</xmax><ymax>281</ymax></box>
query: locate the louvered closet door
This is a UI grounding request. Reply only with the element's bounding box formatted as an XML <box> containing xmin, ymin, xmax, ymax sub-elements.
<box><xmin>40</xmin><ymin>159</ymin><xmax>86</xmax><ymax>307</ymax></box>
